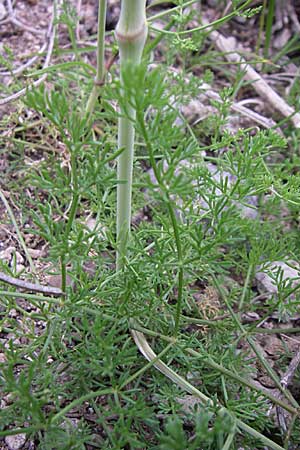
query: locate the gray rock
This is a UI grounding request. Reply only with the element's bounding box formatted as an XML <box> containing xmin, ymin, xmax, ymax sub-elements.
<box><xmin>5</xmin><ymin>434</ymin><xmax>26</xmax><ymax>450</ymax></box>
<box><xmin>255</xmin><ymin>260</ymin><xmax>300</xmax><ymax>297</ymax></box>
<box><xmin>148</xmin><ymin>160</ymin><xmax>258</xmax><ymax>220</ymax></box>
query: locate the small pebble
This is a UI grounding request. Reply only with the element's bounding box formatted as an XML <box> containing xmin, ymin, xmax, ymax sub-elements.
<box><xmin>15</xmin><ymin>264</ymin><xmax>25</xmax><ymax>274</ymax></box>
<box><xmin>5</xmin><ymin>434</ymin><xmax>26</xmax><ymax>450</ymax></box>
<box><xmin>256</xmin><ymin>261</ymin><xmax>300</xmax><ymax>296</ymax></box>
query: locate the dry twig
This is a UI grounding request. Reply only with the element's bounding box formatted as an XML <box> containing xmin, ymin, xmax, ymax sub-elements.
<box><xmin>167</xmin><ymin>65</ymin><xmax>282</xmax><ymax>132</ymax></box>
<box><xmin>3</xmin><ymin>0</ymin><xmax>45</xmax><ymax>36</ymax></box>
<box><xmin>0</xmin><ymin>271</ymin><xmax>63</xmax><ymax>296</ymax></box>
<box><xmin>275</xmin><ymin>345</ymin><xmax>300</xmax><ymax>449</ymax></box>
<box><xmin>205</xmin><ymin>87</ymin><xmax>282</xmax><ymax>133</ymax></box>
<box><xmin>281</xmin><ymin>347</ymin><xmax>300</xmax><ymax>389</ymax></box>
<box><xmin>205</xmin><ymin>19</ymin><xmax>300</xmax><ymax>128</ymax></box>
<box><xmin>0</xmin><ymin>0</ymin><xmax>59</xmax><ymax>106</ymax></box>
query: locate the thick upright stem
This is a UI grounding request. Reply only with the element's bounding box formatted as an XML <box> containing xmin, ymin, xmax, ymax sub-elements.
<box><xmin>115</xmin><ymin>0</ymin><xmax>147</xmax><ymax>270</ymax></box>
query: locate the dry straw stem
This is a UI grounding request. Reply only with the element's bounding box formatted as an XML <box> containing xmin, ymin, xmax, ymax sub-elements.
<box><xmin>131</xmin><ymin>328</ymin><xmax>287</xmax><ymax>450</ymax></box>
<box><xmin>206</xmin><ymin>19</ymin><xmax>300</xmax><ymax>128</ymax></box>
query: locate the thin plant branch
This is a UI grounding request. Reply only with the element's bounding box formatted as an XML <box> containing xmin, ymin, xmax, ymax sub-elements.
<box><xmin>85</xmin><ymin>0</ymin><xmax>107</xmax><ymax>116</ymax></box>
<box><xmin>232</xmin><ymin>102</ymin><xmax>282</xmax><ymax>133</ymax></box>
<box><xmin>50</xmin><ymin>388</ymin><xmax>115</xmax><ymax>424</ymax></box>
<box><xmin>283</xmin><ymin>414</ymin><xmax>298</xmax><ymax>450</ymax></box>
<box><xmin>148</xmin><ymin>0</ymin><xmax>252</xmax><ymax>30</ymax></box>
<box><xmin>0</xmin><ymin>290</ymin><xmax>64</xmax><ymax>305</ymax></box>
<box><xmin>167</xmin><ymin>66</ymin><xmax>283</xmax><ymax>134</ymax></box>
<box><xmin>251</xmin><ymin>327</ymin><xmax>300</xmax><ymax>335</ymax></box>
<box><xmin>276</xmin><ymin>346</ymin><xmax>300</xmax><ymax>447</ymax></box>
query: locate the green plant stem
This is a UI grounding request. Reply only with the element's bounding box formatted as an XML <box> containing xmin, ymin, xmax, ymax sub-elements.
<box><xmin>116</xmin><ymin>112</ymin><xmax>135</xmax><ymax>268</ymax></box>
<box><xmin>239</xmin><ymin>263</ymin><xmax>253</xmax><ymax>312</ymax></box>
<box><xmin>64</xmin><ymin>192</ymin><xmax>80</xmax><ymax>237</ymax></box>
<box><xmin>167</xmin><ymin>203</ymin><xmax>184</xmax><ymax>334</ymax></box>
<box><xmin>86</xmin><ymin>0</ymin><xmax>107</xmax><ymax>116</ymax></box>
<box><xmin>0</xmin><ymin>427</ymin><xmax>45</xmax><ymax>438</ymax></box>
<box><xmin>119</xmin><ymin>341</ymin><xmax>174</xmax><ymax>389</ymax></box>
<box><xmin>60</xmin><ymin>254</ymin><xmax>67</xmax><ymax>294</ymax></box>
<box><xmin>246</xmin><ymin>281</ymin><xmax>300</xmax><ymax>335</ymax></box>
<box><xmin>0</xmin><ymin>290</ymin><xmax>63</xmax><ymax>305</ymax></box>
<box><xmin>113</xmin><ymin>3</ymin><xmax>288</xmax><ymax>449</ymax></box>
<box><xmin>284</xmin><ymin>414</ymin><xmax>297</xmax><ymax>449</ymax></box>
<box><xmin>115</xmin><ymin>0</ymin><xmax>148</xmax><ymax>270</ymax></box>
<box><xmin>67</xmin><ymin>24</ymin><xmax>79</xmax><ymax>61</ymax></box>
<box><xmin>146</xmin><ymin>0</ymin><xmax>198</xmax><ymax>16</ymax></box>
<box><xmin>256</xmin><ymin>0</ymin><xmax>267</xmax><ymax>55</ymax></box>
<box><xmin>221</xmin><ymin>428</ymin><xmax>236</xmax><ymax>450</ymax></box>
<box><xmin>61</xmin><ymin>152</ymin><xmax>80</xmax><ymax>292</ymax></box>
<box><xmin>50</xmin><ymin>388</ymin><xmax>115</xmax><ymax>423</ymax></box>
<box><xmin>186</xmin><ymin>347</ymin><xmax>297</xmax><ymax>415</ymax></box>
<box><xmin>263</xmin><ymin>0</ymin><xmax>275</xmax><ymax>65</ymax></box>
<box><xmin>137</xmin><ymin>114</ymin><xmax>184</xmax><ymax>334</ymax></box>
<box><xmin>27</xmin><ymin>61</ymin><xmax>95</xmax><ymax>78</ymax></box>
<box><xmin>145</xmin><ymin>18</ymin><xmax>175</xmax><ymax>55</ymax></box>
<box><xmin>0</xmin><ymin>292</ymin><xmax>116</xmax><ymax>321</ymax></box>
<box><xmin>272</xmin><ymin>33</ymin><xmax>300</xmax><ymax>64</ymax></box>
<box><xmin>179</xmin><ymin>314</ymin><xmax>224</xmax><ymax>326</ymax></box>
